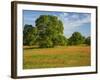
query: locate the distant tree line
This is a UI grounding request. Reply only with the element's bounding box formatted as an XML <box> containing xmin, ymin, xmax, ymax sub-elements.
<box><xmin>23</xmin><ymin>15</ymin><xmax>90</xmax><ymax>48</ymax></box>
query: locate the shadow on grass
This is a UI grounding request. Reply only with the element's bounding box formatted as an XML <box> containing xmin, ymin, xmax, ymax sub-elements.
<box><xmin>23</xmin><ymin>46</ymin><xmax>56</xmax><ymax>50</ymax></box>
<box><xmin>23</xmin><ymin>45</ymin><xmax>90</xmax><ymax>50</ymax></box>
<box><xmin>24</xmin><ymin>47</ymin><xmax>40</xmax><ymax>50</ymax></box>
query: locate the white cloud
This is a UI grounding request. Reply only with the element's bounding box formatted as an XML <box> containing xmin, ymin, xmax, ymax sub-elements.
<box><xmin>62</xmin><ymin>13</ymin><xmax>91</xmax><ymax>37</ymax></box>
<box><xmin>71</xmin><ymin>14</ymin><xmax>79</xmax><ymax>19</ymax></box>
<box><xmin>58</xmin><ymin>12</ymin><xmax>69</xmax><ymax>20</ymax></box>
<box><xmin>63</xmin><ymin>13</ymin><xmax>69</xmax><ymax>17</ymax></box>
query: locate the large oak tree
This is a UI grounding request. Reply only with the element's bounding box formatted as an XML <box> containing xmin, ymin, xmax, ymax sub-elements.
<box><xmin>35</xmin><ymin>15</ymin><xmax>67</xmax><ymax>48</ymax></box>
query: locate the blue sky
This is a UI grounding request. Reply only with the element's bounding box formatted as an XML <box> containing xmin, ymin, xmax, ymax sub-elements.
<box><xmin>23</xmin><ymin>10</ymin><xmax>91</xmax><ymax>38</ymax></box>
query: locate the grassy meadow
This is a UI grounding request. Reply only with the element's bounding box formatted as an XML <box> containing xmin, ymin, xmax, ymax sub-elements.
<box><xmin>23</xmin><ymin>46</ymin><xmax>91</xmax><ymax>69</ymax></box>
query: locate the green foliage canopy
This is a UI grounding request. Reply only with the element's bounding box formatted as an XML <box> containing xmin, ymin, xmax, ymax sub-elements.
<box><xmin>68</xmin><ymin>32</ymin><xmax>85</xmax><ymax>45</ymax></box>
<box><xmin>85</xmin><ymin>36</ymin><xmax>91</xmax><ymax>45</ymax></box>
<box><xmin>23</xmin><ymin>24</ymin><xmax>37</xmax><ymax>46</ymax></box>
<box><xmin>35</xmin><ymin>15</ymin><xmax>66</xmax><ymax>48</ymax></box>
<box><xmin>23</xmin><ymin>15</ymin><xmax>90</xmax><ymax>48</ymax></box>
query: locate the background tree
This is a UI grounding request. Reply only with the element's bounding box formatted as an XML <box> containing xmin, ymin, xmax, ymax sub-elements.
<box><xmin>85</xmin><ymin>36</ymin><xmax>91</xmax><ymax>45</ymax></box>
<box><xmin>68</xmin><ymin>32</ymin><xmax>85</xmax><ymax>45</ymax></box>
<box><xmin>35</xmin><ymin>15</ymin><xmax>67</xmax><ymax>48</ymax></box>
<box><xmin>23</xmin><ymin>24</ymin><xmax>37</xmax><ymax>46</ymax></box>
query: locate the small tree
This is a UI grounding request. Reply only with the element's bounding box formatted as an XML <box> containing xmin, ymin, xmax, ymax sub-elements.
<box><xmin>68</xmin><ymin>32</ymin><xmax>85</xmax><ymax>45</ymax></box>
<box><xmin>85</xmin><ymin>36</ymin><xmax>91</xmax><ymax>45</ymax></box>
<box><xmin>23</xmin><ymin>24</ymin><xmax>37</xmax><ymax>46</ymax></box>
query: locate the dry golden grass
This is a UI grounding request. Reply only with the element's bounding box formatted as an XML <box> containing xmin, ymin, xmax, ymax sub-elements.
<box><xmin>23</xmin><ymin>46</ymin><xmax>91</xmax><ymax>69</ymax></box>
